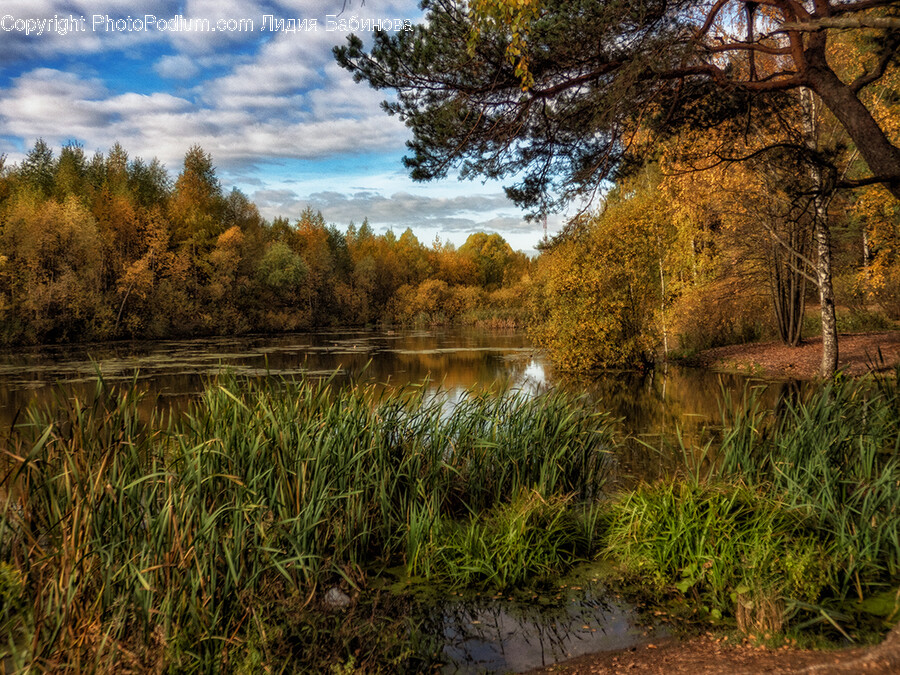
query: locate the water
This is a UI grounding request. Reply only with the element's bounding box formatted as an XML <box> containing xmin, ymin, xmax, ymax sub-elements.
<box><xmin>0</xmin><ymin>329</ymin><xmax>542</xmax><ymax>429</ymax></box>
<box><xmin>0</xmin><ymin>328</ymin><xmax>786</xmax><ymax>434</ymax></box>
<box><xmin>435</xmin><ymin>581</ymin><xmax>666</xmax><ymax>673</ymax></box>
<box><xmin>0</xmin><ymin>328</ymin><xmax>788</xmax><ymax>671</ymax></box>
<box><xmin>374</xmin><ymin>560</ymin><xmax>668</xmax><ymax>673</ymax></box>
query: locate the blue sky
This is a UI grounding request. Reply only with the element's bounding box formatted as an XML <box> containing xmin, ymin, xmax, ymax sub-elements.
<box><xmin>0</xmin><ymin>0</ymin><xmax>563</xmax><ymax>251</ymax></box>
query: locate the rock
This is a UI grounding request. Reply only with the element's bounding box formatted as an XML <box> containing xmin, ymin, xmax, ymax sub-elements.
<box><xmin>323</xmin><ymin>586</ymin><xmax>352</xmax><ymax>611</ymax></box>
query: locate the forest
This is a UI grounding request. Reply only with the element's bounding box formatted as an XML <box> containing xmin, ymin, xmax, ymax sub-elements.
<box><xmin>2</xmin><ymin>119</ymin><xmax>897</xmax><ymax>377</ymax></box>
<box><xmin>0</xmin><ymin>141</ymin><xmax>532</xmax><ymax>345</ymax></box>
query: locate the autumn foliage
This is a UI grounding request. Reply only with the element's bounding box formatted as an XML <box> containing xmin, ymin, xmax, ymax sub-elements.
<box><xmin>0</xmin><ymin>141</ymin><xmax>532</xmax><ymax>345</ymax></box>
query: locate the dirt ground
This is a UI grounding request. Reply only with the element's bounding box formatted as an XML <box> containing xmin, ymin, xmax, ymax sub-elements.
<box><xmin>529</xmin><ymin>626</ymin><xmax>900</xmax><ymax>675</ymax></box>
<box><xmin>691</xmin><ymin>331</ymin><xmax>900</xmax><ymax>380</ymax></box>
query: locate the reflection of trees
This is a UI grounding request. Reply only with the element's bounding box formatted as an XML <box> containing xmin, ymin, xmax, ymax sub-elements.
<box><xmin>0</xmin><ymin>328</ymin><xmax>801</xmax><ymax>488</ymax></box>
<box><xmin>0</xmin><ymin>329</ymin><xmax>537</xmax><ymax>430</ymax></box>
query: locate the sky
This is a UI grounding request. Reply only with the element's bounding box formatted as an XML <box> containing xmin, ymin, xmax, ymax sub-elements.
<box><xmin>0</xmin><ymin>0</ymin><xmax>564</xmax><ymax>252</ymax></box>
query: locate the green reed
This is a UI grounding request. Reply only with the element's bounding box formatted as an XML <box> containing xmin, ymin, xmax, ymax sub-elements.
<box><xmin>0</xmin><ymin>373</ymin><xmax>613</xmax><ymax>671</ymax></box>
<box><xmin>606</xmin><ymin>482</ymin><xmax>833</xmax><ymax>618</ymax></box>
<box><xmin>716</xmin><ymin>372</ymin><xmax>900</xmax><ymax>601</ymax></box>
<box><xmin>606</xmin><ymin>370</ymin><xmax>900</xmax><ymax>636</ymax></box>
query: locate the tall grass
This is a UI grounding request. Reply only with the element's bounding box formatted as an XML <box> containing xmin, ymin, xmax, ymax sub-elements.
<box><xmin>606</xmin><ymin>370</ymin><xmax>900</xmax><ymax>636</ymax></box>
<box><xmin>717</xmin><ymin>372</ymin><xmax>900</xmax><ymax>601</ymax></box>
<box><xmin>606</xmin><ymin>482</ymin><xmax>833</xmax><ymax>624</ymax></box>
<box><xmin>0</xmin><ymin>373</ymin><xmax>613</xmax><ymax>671</ymax></box>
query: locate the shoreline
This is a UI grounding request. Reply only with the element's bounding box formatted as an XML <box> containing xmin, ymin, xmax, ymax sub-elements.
<box><xmin>529</xmin><ymin>626</ymin><xmax>900</xmax><ymax>674</ymax></box>
<box><xmin>683</xmin><ymin>331</ymin><xmax>900</xmax><ymax>380</ymax></box>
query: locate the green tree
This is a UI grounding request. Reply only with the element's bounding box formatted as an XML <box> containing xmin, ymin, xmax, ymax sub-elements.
<box><xmin>127</xmin><ymin>157</ymin><xmax>170</xmax><ymax>209</ymax></box>
<box><xmin>257</xmin><ymin>241</ymin><xmax>309</xmax><ymax>305</ymax></box>
<box><xmin>460</xmin><ymin>232</ymin><xmax>516</xmax><ymax>289</ymax></box>
<box><xmin>18</xmin><ymin>139</ymin><xmax>55</xmax><ymax>198</ymax></box>
<box><xmin>105</xmin><ymin>142</ymin><xmax>130</xmax><ymax>195</ymax></box>
<box><xmin>53</xmin><ymin>143</ymin><xmax>88</xmax><ymax>201</ymax></box>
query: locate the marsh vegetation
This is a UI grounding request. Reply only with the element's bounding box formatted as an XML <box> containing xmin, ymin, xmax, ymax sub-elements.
<box><xmin>1</xmin><ymin>364</ymin><xmax>899</xmax><ymax>672</ymax></box>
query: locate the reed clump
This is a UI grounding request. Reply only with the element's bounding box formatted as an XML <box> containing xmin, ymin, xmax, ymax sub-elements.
<box><xmin>409</xmin><ymin>490</ymin><xmax>605</xmax><ymax>588</ymax></box>
<box><xmin>0</xmin><ymin>373</ymin><xmax>613</xmax><ymax>671</ymax></box>
<box><xmin>606</xmin><ymin>370</ymin><xmax>900</xmax><ymax>638</ymax></box>
<box><xmin>606</xmin><ymin>482</ymin><xmax>831</xmax><ymax>617</ymax></box>
<box><xmin>718</xmin><ymin>372</ymin><xmax>900</xmax><ymax>601</ymax></box>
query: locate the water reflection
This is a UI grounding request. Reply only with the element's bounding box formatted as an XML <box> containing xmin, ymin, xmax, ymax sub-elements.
<box><xmin>0</xmin><ymin>328</ymin><xmax>794</xmax><ymax>482</ymax></box>
<box><xmin>550</xmin><ymin>365</ymin><xmax>789</xmax><ymax>486</ymax></box>
<box><xmin>0</xmin><ymin>329</ymin><xmax>539</xmax><ymax>428</ymax></box>
<box><xmin>436</xmin><ymin>586</ymin><xmax>661</xmax><ymax>673</ymax></box>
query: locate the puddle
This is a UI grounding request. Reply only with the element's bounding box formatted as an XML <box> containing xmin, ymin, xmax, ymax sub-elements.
<box><xmin>381</xmin><ymin>563</ymin><xmax>666</xmax><ymax>673</ymax></box>
<box><xmin>438</xmin><ymin>591</ymin><xmax>662</xmax><ymax>673</ymax></box>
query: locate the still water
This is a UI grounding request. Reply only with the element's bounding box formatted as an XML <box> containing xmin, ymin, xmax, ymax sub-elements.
<box><xmin>0</xmin><ymin>327</ymin><xmax>785</xmax><ymax>484</ymax></box>
<box><xmin>0</xmin><ymin>328</ymin><xmax>785</xmax><ymax>672</ymax></box>
<box><xmin>0</xmin><ymin>329</ymin><xmax>540</xmax><ymax>420</ymax></box>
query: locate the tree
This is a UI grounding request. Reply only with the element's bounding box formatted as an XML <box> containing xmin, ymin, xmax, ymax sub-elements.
<box><xmin>53</xmin><ymin>143</ymin><xmax>88</xmax><ymax>201</ymax></box>
<box><xmin>337</xmin><ymin>0</ymin><xmax>900</xmax><ymax>208</ymax></box>
<box><xmin>459</xmin><ymin>232</ymin><xmax>516</xmax><ymax>288</ymax></box>
<box><xmin>0</xmin><ymin>194</ymin><xmax>104</xmax><ymax>341</ymax></box>
<box><xmin>337</xmin><ymin>0</ymin><xmax>900</xmax><ymax>377</ymax></box>
<box><xmin>127</xmin><ymin>157</ymin><xmax>170</xmax><ymax>209</ymax></box>
<box><xmin>18</xmin><ymin>139</ymin><xmax>55</xmax><ymax>198</ymax></box>
<box><xmin>169</xmin><ymin>145</ymin><xmax>225</xmax><ymax>246</ymax></box>
<box><xmin>664</xmin><ymin>144</ymin><xmax>813</xmax><ymax>349</ymax></box>
<box><xmin>530</xmin><ymin>173</ymin><xmax>681</xmax><ymax>370</ymax></box>
<box><xmin>256</xmin><ymin>241</ymin><xmax>309</xmax><ymax>308</ymax></box>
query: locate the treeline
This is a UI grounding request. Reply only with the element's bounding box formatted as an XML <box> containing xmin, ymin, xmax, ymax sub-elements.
<box><xmin>0</xmin><ymin>141</ymin><xmax>531</xmax><ymax>345</ymax></box>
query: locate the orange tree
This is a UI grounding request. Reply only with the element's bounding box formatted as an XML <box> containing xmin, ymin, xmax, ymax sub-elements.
<box><xmin>530</xmin><ymin>169</ymin><xmax>689</xmax><ymax>370</ymax></box>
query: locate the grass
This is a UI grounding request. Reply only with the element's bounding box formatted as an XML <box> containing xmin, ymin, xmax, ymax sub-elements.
<box><xmin>607</xmin><ymin>370</ymin><xmax>900</xmax><ymax>639</ymax></box>
<box><xmin>410</xmin><ymin>491</ymin><xmax>605</xmax><ymax>588</ymax></box>
<box><xmin>4</xmin><ymin>366</ymin><xmax>900</xmax><ymax>669</ymax></box>
<box><xmin>717</xmin><ymin>372</ymin><xmax>900</xmax><ymax>601</ymax></box>
<box><xmin>606</xmin><ymin>481</ymin><xmax>834</xmax><ymax>624</ymax></box>
<box><xmin>801</xmin><ymin>307</ymin><xmax>895</xmax><ymax>337</ymax></box>
<box><xmin>0</xmin><ymin>372</ymin><xmax>613</xmax><ymax>671</ymax></box>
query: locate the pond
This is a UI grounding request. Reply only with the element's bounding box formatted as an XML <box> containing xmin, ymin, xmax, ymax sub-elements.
<box><xmin>0</xmin><ymin>327</ymin><xmax>788</xmax><ymax>484</ymax></box>
<box><xmin>0</xmin><ymin>328</ymin><xmax>789</xmax><ymax>672</ymax></box>
<box><xmin>0</xmin><ymin>329</ymin><xmax>539</xmax><ymax>423</ymax></box>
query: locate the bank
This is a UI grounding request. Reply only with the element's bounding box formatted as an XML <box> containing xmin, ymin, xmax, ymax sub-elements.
<box><xmin>688</xmin><ymin>331</ymin><xmax>900</xmax><ymax>380</ymax></box>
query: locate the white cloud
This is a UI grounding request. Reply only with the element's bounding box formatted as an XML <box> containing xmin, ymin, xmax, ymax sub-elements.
<box><xmin>154</xmin><ymin>54</ymin><xmax>200</xmax><ymax>80</ymax></box>
<box><xmin>205</xmin><ymin>36</ymin><xmax>321</xmax><ymax>101</ymax></box>
<box><xmin>106</xmin><ymin>91</ymin><xmax>193</xmax><ymax>114</ymax></box>
<box><xmin>250</xmin><ymin>186</ymin><xmax>532</xmax><ymax>234</ymax></box>
<box><xmin>0</xmin><ymin>63</ymin><xmax>406</xmax><ymax>168</ymax></box>
<box><xmin>0</xmin><ymin>1</ymin><xmax>552</xmax><ymax>249</ymax></box>
<box><xmin>0</xmin><ymin>69</ymin><xmax>112</xmax><ymax>139</ymax></box>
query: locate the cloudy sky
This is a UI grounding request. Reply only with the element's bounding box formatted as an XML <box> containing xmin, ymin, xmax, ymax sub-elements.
<box><xmin>0</xmin><ymin>0</ymin><xmax>563</xmax><ymax>251</ymax></box>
